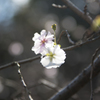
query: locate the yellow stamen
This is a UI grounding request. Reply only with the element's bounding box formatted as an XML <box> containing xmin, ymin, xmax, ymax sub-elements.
<box><xmin>46</xmin><ymin>52</ymin><xmax>55</xmax><ymax>58</ymax></box>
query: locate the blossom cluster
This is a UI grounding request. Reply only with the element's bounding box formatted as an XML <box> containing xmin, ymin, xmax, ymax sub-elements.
<box><xmin>32</xmin><ymin>28</ymin><xmax>66</xmax><ymax>69</ymax></box>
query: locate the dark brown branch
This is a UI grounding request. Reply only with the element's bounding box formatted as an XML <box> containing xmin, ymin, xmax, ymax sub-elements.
<box><xmin>50</xmin><ymin>54</ymin><xmax>100</xmax><ymax>100</ymax></box>
<box><xmin>90</xmin><ymin>47</ymin><xmax>100</xmax><ymax>100</ymax></box>
<box><xmin>0</xmin><ymin>55</ymin><xmax>40</xmax><ymax>70</ymax></box>
<box><xmin>62</xmin><ymin>0</ymin><xmax>92</xmax><ymax>24</ymax></box>
<box><xmin>63</xmin><ymin>35</ymin><xmax>100</xmax><ymax>51</ymax></box>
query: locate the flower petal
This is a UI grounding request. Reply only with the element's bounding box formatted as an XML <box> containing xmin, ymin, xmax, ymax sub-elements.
<box><xmin>46</xmin><ymin>34</ymin><xmax>54</xmax><ymax>41</ymax></box>
<box><xmin>40</xmin><ymin>30</ymin><xmax>47</xmax><ymax>36</ymax></box>
<box><xmin>45</xmin><ymin>63</ymin><xmax>61</xmax><ymax>69</ymax></box>
<box><xmin>52</xmin><ymin>56</ymin><xmax>65</xmax><ymax>64</ymax></box>
<box><xmin>40</xmin><ymin>44</ymin><xmax>66</xmax><ymax>69</ymax></box>
<box><xmin>40</xmin><ymin>56</ymin><xmax>61</xmax><ymax>69</ymax></box>
<box><xmin>32</xmin><ymin>32</ymin><xmax>40</xmax><ymax>41</ymax></box>
<box><xmin>40</xmin><ymin>56</ymin><xmax>51</xmax><ymax>67</ymax></box>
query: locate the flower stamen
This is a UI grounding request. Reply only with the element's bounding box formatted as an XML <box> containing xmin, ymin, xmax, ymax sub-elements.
<box><xmin>46</xmin><ymin>51</ymin><xmax>55</xmax><ymax>57</ymax></box>
<box><xmin>41</xmin><ymin>39</ymin><xmax>46</xmax><ymax>44</ymax></box>
<box><xmin>46</xmin><ymin>52</ymin><xmax>55</xmax><ymax>61</ymax></box>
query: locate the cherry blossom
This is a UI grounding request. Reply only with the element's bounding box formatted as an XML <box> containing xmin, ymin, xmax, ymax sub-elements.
<box><xmin>32</xmin><ymin>30</ymin><xmax>54</xmax><ymax>54</ymax></box>
<box><xmin>40</xmin><ymin>45</ymin><xmax>66</xmax><ymax>69</ymax></box>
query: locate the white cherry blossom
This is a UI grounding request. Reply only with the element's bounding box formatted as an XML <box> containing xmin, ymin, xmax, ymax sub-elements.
<box><xmin>32</xmin><ymin>30</ymin><xmax>54</xmax><ymax>54</ymax></box>
<box><xmin>40</xmin><ymin>45</ymin><xmax>66</xmax><ymax>69</ymax></box>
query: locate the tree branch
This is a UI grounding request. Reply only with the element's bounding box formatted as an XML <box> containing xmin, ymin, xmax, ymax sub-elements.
<box><xmin>0</xmin><ymin>35</ymin><xmax>100</xmax><ymax>71</ymax></box>
<box><xmin>63</xmin><ymin>35</ymin><xmax>100</xmax><ymax>51</ymax></box>
<box><xmin>29</xmin><ymin>79</ymin><xmax>59</xmax><ymax>92</ymax></box>
<box><xmin>62</xmin><ymin>0</ymin><xmax>93</xmax><ymax>24</ymax></box>
<box><xmin>90</xmin><ymin>47</ymin><xmax>100</xmax><ymax>100</ymax></box>
<box><xmin>15</xmin><ymin>62</ymin><xmax>33</xmax><ymax>100</ymax></box>
<box><xmin>0</xmin><ymin>55</ymin><xmax>40</xmax><ymax>70</ymax></box>
<box><xmin>50</xmin><ymin>54</ymin><xmax>100</xmax><ymax>100</ymax></box>
<box><xmin>57</xmin><ymin>30</ymin><xmax>75</xmax><ymax>44</ymax></box>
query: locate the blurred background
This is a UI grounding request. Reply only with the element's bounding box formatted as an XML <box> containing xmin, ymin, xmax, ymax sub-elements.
<box><xmin>0</xmin><ymin>0</ymin><xmax>100</xmax><ymax>100</ymax></box>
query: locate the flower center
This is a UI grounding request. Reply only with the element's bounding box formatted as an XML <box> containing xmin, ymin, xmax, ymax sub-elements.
<box><xmin>41</xmin><ymin>39</ymin><xmax>46</xmax><ymax>44</ymax></box>
<box><xmin>46</xmin><ymin>52</ymin><xmax>55</xmax><ymax>61</ymax></box>
<box><xmin>41</xmin><ymin>39</ymin><xmax>47</xmax><ymax>45</ymax></box>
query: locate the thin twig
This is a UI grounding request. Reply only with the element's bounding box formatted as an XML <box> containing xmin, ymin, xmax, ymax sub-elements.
<box><xmin>0</xmin><ymin>76</ymin><xmax>20</xmax><ymax>90</ymax></box>
<box><xmin>62</xmin><ymin>0</ymin><xmax>92</xmax><ymax>24</ymax></box>
<box><xmin>0</xmin><ymin>55</ymin><xmax>40</xmax><ymax>70</ymax></box>
<box><xmin>0</xmin><ymin>76</ymin><xmax>24</xmax><ymax>99</ymax></box>
<box><xmin>63</xmin><ymin>35</ymin><xmax>100</xmax><ymax>51</ymax></box>
<box><xmin>57</xmin><ymin>30</ymin><xmax>75</xmax><ymax>44</ymax></box>
<box><xmin>29</xmin><ymin>79</ymin><xmax>59</xmax><ymax>92</ymax></box>
<box><xmin>50</xmin><ymin>54</ymin><xmax>100</xmax><ymax>100</ymax></box>
<box><xmin>15</xmin><ymin>62</ymin><xmax>34</xmax><ymax>100</ymax></box>
<box><xmin>90</xmin><ymin>47</ymin><xmax>100</xmax><ymax>100</ymax></box>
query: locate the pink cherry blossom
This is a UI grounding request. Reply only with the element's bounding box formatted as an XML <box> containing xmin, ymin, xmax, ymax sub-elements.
<box><xmin>32</xmin><ymin>30</ymin><xmax>54</xmax><ymax>54</ymax></box>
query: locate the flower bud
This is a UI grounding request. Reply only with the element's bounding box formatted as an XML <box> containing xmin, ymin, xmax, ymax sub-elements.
<box><xmin>51</xmin><ymin>24</ymin><xmax>56</xmax><ymax>31</ymax></box>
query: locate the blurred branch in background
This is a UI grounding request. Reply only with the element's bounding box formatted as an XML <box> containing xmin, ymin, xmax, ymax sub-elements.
<box><xmin>90</xmin><ymin>47</ymin><xmax>100</xmax><ymax>100</ymax></box>
<box><xmin>50</xmin><ymin>54</ymin><xmax>100</xmax><ymax>100</ymax></box>
<box><xmin>62</xmin><ymin>0</ymin><xmax>93</xmax><ymax>24</ymax></box>
<box><xmin>29</xmin><ymin>79</ymin><xmax>60</xmax><ymax>92</ymax></box>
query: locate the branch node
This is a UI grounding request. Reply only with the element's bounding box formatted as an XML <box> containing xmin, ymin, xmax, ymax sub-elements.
<box><xmin>84</xmin><ymin>5</ymin><xmax>87</xmax><ymax>15</ymax></box>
